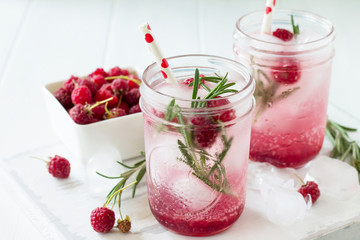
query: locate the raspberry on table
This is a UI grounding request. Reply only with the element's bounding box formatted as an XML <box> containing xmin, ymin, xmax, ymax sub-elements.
<box><xmin>273</xmin><ymin>28</ymin><xmax>294</xmax><ymax>41</ymax></box>
<box><xmin>117</xmin><ymin>216</ymin><xmax>131</xmax><ymax>233</ymax></box>
<box><xmin>124</xmin><ymin>88</ymin><xmax>140</xmax><ymax>106</ymax></box>
<box><xmin>54</xmin><ymin>87</ymin><xmax>73</xmax><ymax>109</ymax></box>
<box><xmin>71</xmin><ymin>85</ymin><xmax>92</xmax><ymax>105</ymax></box>
<box><xmin>90</xmin><ymin>207</ymin><xmax>115</xmax><ymax>233</ymax></box>
<box><xmin>48</xmin><ymin>155</ymin><xmax>71</xmax><ymax>178</ymax></box>
<box><xmin>298</xmin><ymin>181</ymin><xmax>320</xmax><ymax>203</ymax></box>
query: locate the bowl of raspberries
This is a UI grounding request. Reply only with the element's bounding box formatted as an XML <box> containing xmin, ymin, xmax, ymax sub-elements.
<box><xmin>43</xmin><ymin>66</ymin><xmax>144</xmax><ymax>163</ymax></box>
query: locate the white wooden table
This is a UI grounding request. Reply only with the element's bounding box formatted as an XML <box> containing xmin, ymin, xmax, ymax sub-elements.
<box><xmin>0</xmin><ymin>0</ymin><xmax>359</xmax><ymax>239</ymax></box>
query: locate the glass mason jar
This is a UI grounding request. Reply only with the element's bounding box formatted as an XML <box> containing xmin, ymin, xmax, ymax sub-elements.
<box><xmin>140</xmin><ymin>54</ymin><xmax>255</xmax><ymax>236</ymax></box>
<box><xmin>233</xmin><ymin>10</ymin><xmax>335</xmax><ymax>168</ymax></box>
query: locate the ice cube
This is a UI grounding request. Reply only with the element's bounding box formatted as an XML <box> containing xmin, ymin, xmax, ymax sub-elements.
<box><xmin>172</xmin><ymin>175</ymin><xmax>220</xmax><ymax>212</ymax></box>
<box><xmin>308</xmin><ymin>156</ymin><xmax>360</xmax><ymax>200</ymax></box>
<box><xmin>247</xmin><ymin>161</ymin><xmax>303</xmax><ymax>191</ymax></box>
<box><xmin>247</xmin><ymin>161</ymin><xmax>309</xmax><ymax>226</ymax></box>
<box><xmin>85</xmin><ymin>146</ymin><xmax>124</xmax><ymax>198</ymax></box>
<box><xmin>264</xmin><ymin>184</ymin><xmax>307</xmax><ymax>226</ymax></box>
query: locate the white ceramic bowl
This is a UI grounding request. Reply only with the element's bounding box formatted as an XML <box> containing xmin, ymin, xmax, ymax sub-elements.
<box><xmin>43</xmin><ymin>80</ymin><xmax>144</xmax><ymax>164</ymax></box>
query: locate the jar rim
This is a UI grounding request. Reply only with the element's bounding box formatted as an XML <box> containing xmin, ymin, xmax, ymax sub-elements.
<box><xmin>235</xmin><ymin>9</ymin><xmax>335</xmax><ymax>48</ymax></box>
<box><xmin>141</xmin><ymin>54</ymin><xmax>255</xmax><ymax>108</ymax></box>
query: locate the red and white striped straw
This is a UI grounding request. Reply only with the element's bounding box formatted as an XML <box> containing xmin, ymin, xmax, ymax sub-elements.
<box><xmin>139</xmin><ymin>22</ymin><xmax>177</xmax><ymax>84</ymax></box>
<box><xmin>261</xmin><ymin>0</ymin><xmax>276</xmax><ymax>34</ymax></box>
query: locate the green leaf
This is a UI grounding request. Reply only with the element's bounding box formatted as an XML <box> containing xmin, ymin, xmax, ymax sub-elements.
<box><xmin>191</xmin><ymin>69</ymin><xmax>200</xmax><ymax>108</ymax></box>
<box><xmin>96</xmin><ymin>171</ymin><xmax>121</xmax><ymax>179</ymax></box>
<box><xmin>291</xmin><ymin>15</ymin><xmax>300</xmax><ymax>35</ymax></box>
<box><xmin>132</xmin><ymin>165</ymin><xmax>146</xmax><ymax>197</ymax></box>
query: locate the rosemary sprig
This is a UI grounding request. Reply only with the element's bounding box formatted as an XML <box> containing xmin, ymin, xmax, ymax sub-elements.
<box><xmin>251</xmin><ymin>65</ymin><xmax>301</xmax><ymax>122</ymax></box>
<box><xmin>251</xmin><ymin>15</ymin><xmax>301</xmax><ymax>121</ymax></box>
<box><xmin>97</xmin><ymin>153</ymin><xmax>146</xmax><ymax>206</ymax></box>
<box><xmin>291</xmin><ymin>15</ymin><xmax>300</xmax><ymax>36</ymax></box>
<box><xmin>326</xmin><ymin>119</ymin><xmax>360</xmax><ymax>179</ymax></box>
<box><xmin>158</xmin><ymin>69</ymin><xmax>237</xmax><ymax>195</ymax></box>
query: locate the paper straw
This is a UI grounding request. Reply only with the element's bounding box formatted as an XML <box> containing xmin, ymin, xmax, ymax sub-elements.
<box><xmin>139</xmin><ymin>22</ymin><xmax>177</xmax><ymax>84</ymax></box>
<box><xmin>261</xmin><ymin>0</ymin><xmax>276</xmax><ymax>34</ymax></box>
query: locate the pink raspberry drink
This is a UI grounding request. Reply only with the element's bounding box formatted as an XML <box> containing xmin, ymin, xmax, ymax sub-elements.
<box><xmin>140</xmin><ymin>55</ymin><xmax>255</xmax><ymax>236</ymax></box>
<box><xmin>233</xmin><ymin>10</ymin><xmax>335</xmax><ymax>168</ymax></box>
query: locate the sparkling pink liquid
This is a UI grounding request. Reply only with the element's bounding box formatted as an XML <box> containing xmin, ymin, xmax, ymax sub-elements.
<box><xmin>142</xmin><ymin>78</ymin><xmax>251</xmax><ymax>236</ymax></box>
<box><xmin>249</xmin><ymin>58</ymin><xmax>332</xmax><ymax>168</ymax></box>
<box><xmin>234</xmin><ymin>28</ymin><xmax>333</xmax><ymax>168</ymax></box>
<box><xmin>148</xmin><ymin>186</ymin><xmax>244</xmax><ymax>236</ymax></box>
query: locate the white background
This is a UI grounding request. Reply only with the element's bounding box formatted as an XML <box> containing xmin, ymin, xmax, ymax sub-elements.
<box><xmin>0</xmin><ymin>0</ymin><xmax>359</xmax><ymax>239</ymax></box>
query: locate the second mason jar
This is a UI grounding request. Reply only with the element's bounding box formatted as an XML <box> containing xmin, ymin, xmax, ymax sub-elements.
<box><xmin>233</xmin><ymin>10</ymin><xmax>335</xmax><ymax>168</ymax></box>
<box><xmin>140</xmin><ymin>54</ymin><xmax>255</xmax><ymax>236</ymax></box>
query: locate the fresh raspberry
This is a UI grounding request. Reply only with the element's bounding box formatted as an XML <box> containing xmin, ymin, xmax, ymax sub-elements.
<box><xmin>95</xmin><ymin>89</ymin><xmax>118</xmax><ymax>108</ymax></box>
<box><xmin>91</xmin><ymin>74</ymin><xmax>106</xmax><ymax>89</ymax></box>
<box><xmin>48</xmin><ymin>155</ymin><xmax>71</xmax><ymax>178</ymax></box>
<box><xmin>121</xmin><ymin>69</ymin><xmax>129</xmax><ymax>75</ymax></box>
<box><xmin>90</xmin><ymin>207</ymin><xmax>115</xmax><ymax>233</ymax></box>
<box><xmin>129</xmin><ymin>104</ymin><xmax>141</xmax><ymax>114</ymax></box>
<box><xmin>182</xmin><ymin>74</ymin><xmax>205</xmax><ymax>86</ymax></box>
<box><xmin>207</xmin><ymin>98</ymin><xmax>236</xmax><ymax>122</ymax></box>
<box><xmin>271</xmin><ymin>59</ymin><xmax>301</xmax><ymax>84</ymax></box>
<box><xmin>91</xmin><ymin>103</ymin><xmax>106</xmax><ymax>119</ymax></box>
<box><xmin>111</xmin><ymin>78</ymin><xmax>129</xmax><ymax>95</ymax></box>
<box><xmin>78</xmin><ymin>78</ymin><xmax>98</xmax><ymax>96</ymax></box>
<box><xmin>207</xmin><ymin>97</ymin><xmax>229</xmax><ymax>108</ymax></box>
<box><xmin>71</xmin><ymin>85</ymin><xmax>92</xmax><ymax>105</ymax></box>
<box><xmin>273</xmin><ymin>28</ymin><xmax>294</xmax><ymax>41</ymax></box>
<box><xmin>107</xmin><ymin>66</ymin><xmax>123</xmax><ymax>77</ymax></box>
<box><xmin>69</xmin><ymin>104</ymin><xmax>96</xmax><ymax>124</ymax></box>
<box><xmin>119</xmin><ymin>101</ymin><xmax>130</xmax><ymax>114</ymax></box>
<box><xmin>191</xmin><ymin>116</ymin><xmax>218</xmax><ymax>148</ymax></box>
<box><xmin>99</xmin><ymin>83</ymin><xmax>112</xmax><ymax>91</ymax></box>
<box><xmin>298</xmin><ymin>181</ymin><xmax>320</xmax><ymax>203</ymax></box>
<box><xmin>63</xmin><ymin>75</ymin><xmax>79</xmax><ymax>92</ymax></box>
<box><xmin>54</xmin><ymin>87</ymin><xmax>73</xmax><ymax>109</ymax></box>
<box><xmin>124</xmin><ymin>88</ymin><xmax>140</xmax><ymax>106</ymax></box>
<box><xmin>127</xmin><ymin>75</ymin><xmax>141</xmax><ymax>90</ymax></box>
<box><xmin>219</xmin><ymin>109</ymin><xmax>236</xmax><ymax>122</ymax></box>
<box><xmin>105</xmin><ymin>107</ymin><xmax>127</xmax><ymax>119</ymax></box>
<box><xmin>89</xmin><ymin>68</ymin><xmax>107</xmax><ymax>77</ymax></box>
<box><xmin>116</xmin><ymin>216</ymin><xmax>131</xmax><ymax>233</ymax></box>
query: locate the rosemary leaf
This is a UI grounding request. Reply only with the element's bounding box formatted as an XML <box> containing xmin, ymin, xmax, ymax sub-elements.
<box><xmin>326</xmin><ymin>119</ymin><xmax>360</xmax><ymax>179</ymax></box>
<box><xmin>291</xmin><ymin>15</ymin><xmax>300</xmax><ymax>35</ymax></box>
<box><xmin>191</xmin><ymin>69</ymin><xmax>200</xmax><ymax>108</ymax></box>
